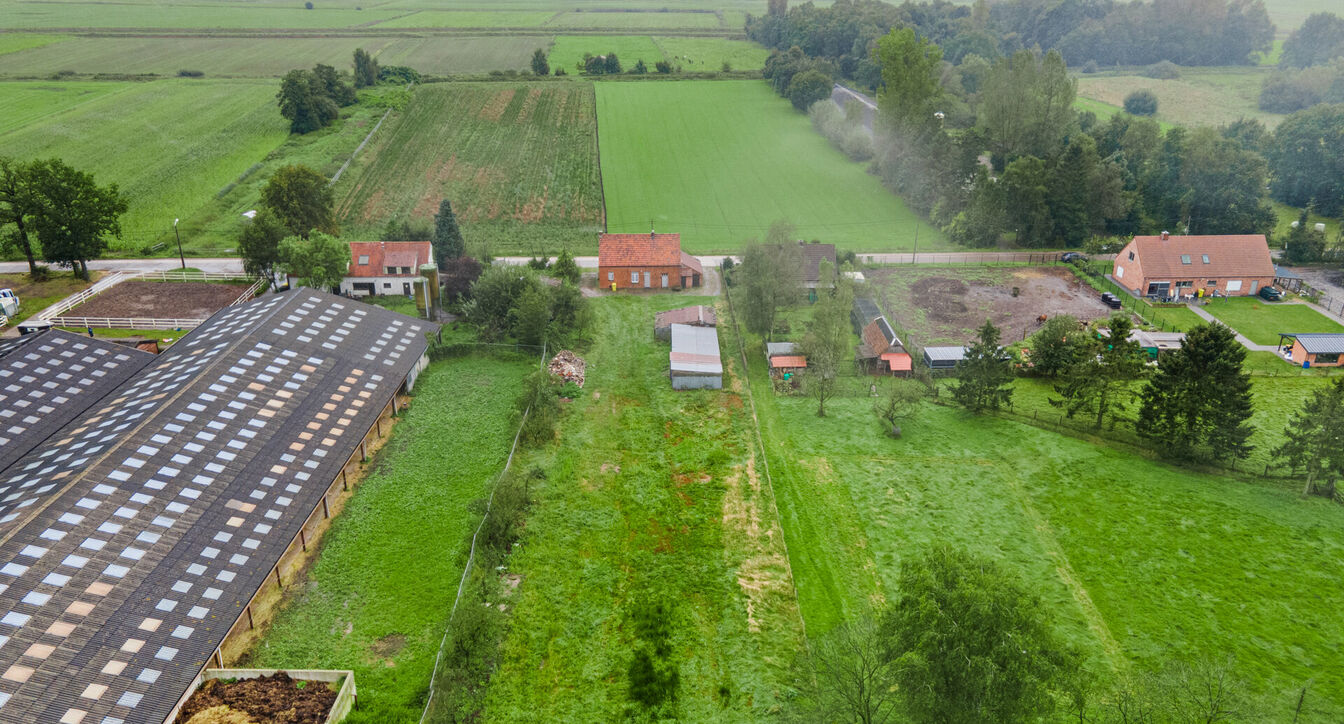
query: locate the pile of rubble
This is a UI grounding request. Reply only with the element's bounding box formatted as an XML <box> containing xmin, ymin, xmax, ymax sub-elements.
<box><xmin>548</xmin><ymin>350</ymin><xmax>586</xmax><ymax>387</ymax></box>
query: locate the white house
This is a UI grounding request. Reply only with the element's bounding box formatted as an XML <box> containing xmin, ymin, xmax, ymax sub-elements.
<box><xmin>340</xmin><ymin>241</ymin><xmax>434</xmax><ymax>297</ymax></box>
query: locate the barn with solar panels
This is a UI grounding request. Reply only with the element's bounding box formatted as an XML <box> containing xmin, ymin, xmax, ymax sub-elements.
<box><xmin>0</xmin><ymin>289</ymin><xmax>434</xmax><ymax>724</ymax></box>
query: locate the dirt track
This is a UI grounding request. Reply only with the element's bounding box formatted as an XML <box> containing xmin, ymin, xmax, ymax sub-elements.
<box><xmin>69</xmin><ymin>281</ymin><xmax>249</xmax><ymax>320</ymax></box>
<box><xmin>867</xmin><ymin>265</ymin><xmax>1112</xmax><ymax>346</ymax></box>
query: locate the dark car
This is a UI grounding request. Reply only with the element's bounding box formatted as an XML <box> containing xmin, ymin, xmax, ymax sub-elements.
<box><xmin>1259</xmin><ymin>286</ymin><xmax>1284</xmax><ymax>301</ymax></box>
<box><xmin>1061</xmin><ymin>252</ymin><xmax>1087</xmax><ymax>263</ymax></box>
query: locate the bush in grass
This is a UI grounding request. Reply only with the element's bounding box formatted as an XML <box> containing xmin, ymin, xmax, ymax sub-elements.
<box><xmin>176</xmin><ymin>69</ymin><xmax>204</xmax><ymax>77</ymax></box>
<box><xmin>1123</xmin><ymin>89</ymin><xmax>1159</xmax><ymax>116</ymax></box>
<box><xmin>1141</xmin><ymin>60</ymin><xmax>1180</xmax><ymax>79</ymax></box>
<box><xmin>515</xmin><ymin>370</ymin><xmax>560</xmax><ymax>447</ymax></box>
<box><xmin>655</xmin><ymin>60</ymin><xmax>672</xmax><ymax>74</ymax></box>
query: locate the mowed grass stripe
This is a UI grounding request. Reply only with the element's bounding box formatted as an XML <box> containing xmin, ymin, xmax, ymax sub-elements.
<box><xmin>0</xmin><ymin>80</ymin><xmax>130</xmax><ymax>135</ymax></box>
<box><xmin>3</xmin><ymin>79</ymin><xmax>289</xmax><ymax>247</ymax></box>
<box><xmin>596</xmin><ymin>81</ymin><xmax>947</xmax><ymax>253</ymax></box>
<box><xmin>333</xmin><ymin>82</ymin><xmax>602</xmax><ymax>251</ymax></box>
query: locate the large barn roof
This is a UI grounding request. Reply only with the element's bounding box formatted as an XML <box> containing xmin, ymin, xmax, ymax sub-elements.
<box><xmin>0</xmin><ymin>289</ymin><xmax>434</xmax><ymax>724</ymax></box>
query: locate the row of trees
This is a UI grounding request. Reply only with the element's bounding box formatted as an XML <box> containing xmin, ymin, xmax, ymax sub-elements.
<box><xmin>277</xmin><ymin>63</ymin><xmax>357</xmax><ymax>134</ymax></box>
<box><xmin>0</xmin><ymin>157</ymin><xmax>125</xmax><ymax>280</ymax></box>
<box><xmin>748</xmin><ymin>0</ymin><xmax>1274</xmax><ymax>83</ymax></box>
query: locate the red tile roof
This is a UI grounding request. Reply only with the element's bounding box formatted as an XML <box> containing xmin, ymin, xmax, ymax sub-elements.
<box><xmin>599</xmin><ymin>233</ymin><xmax>683</xmax><ymax>267</ymax></box>
<box><xmin>881</xmin><ymin>352</ymin><xmax>912</xmax><ymax>372</ymax></box>
<box><xmin>1129</xmin><ymin>235</ymin><xmax>1273</xmax><ymax>280</ymax></box>
<box><xmin>770</xmin><ymin>355</ymin><xmax>807</xmax><ymax>369</ymax></box>
<box><xmin>861</xmin><ymin>318</ymin><xmax>900</xmax><ymax>357</ymax></box>
<box><xmin>680</xmin><ymin>250</ymin><xmax>704</xmax><ymax>275</ymax></box>
<box><xmin>655</xmin><ymin>305</ymin><xmax>716</xmax><ymax>329</ymax></box>
<box><xmin>348</xmin><ymin>242</ymin><xmax>433</xmax><ymax>278</ymax></box>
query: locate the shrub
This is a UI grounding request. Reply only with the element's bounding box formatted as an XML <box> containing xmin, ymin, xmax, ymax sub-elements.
<box><xmin>304</xmin><ymin>1</ymin><xmax>312</xmax><ymax>7</ymax></box>
<box><xmin>1081</xmin><ymin>59</ymin><xmax>1099</xmax><ymax>74</ymax></box>
<box><xmin>554</xmin><ymin>67</ymin><xmax>567</xmax><ymax>76</ymax></box>
<box><xmin>1123</xmin><ymin>89</ymin><xmax>1159</xmax><ymax>116</ymax></box>
<box><xmin>1141</xmin><ymin>60</ymin><xmax>1180</xmax><ymax>79</ymax></box>
<box><xmin>176</xmin><ymin>69</ymin><xmax>204</xmax><ymax>77</ymax></box>
<box><xmin>655</xmin><ymin>60</ymin><xmax>672</xmax><ymax>74</ymax></box>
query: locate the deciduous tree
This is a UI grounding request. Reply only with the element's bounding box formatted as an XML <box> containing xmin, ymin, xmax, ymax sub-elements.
<box><xmin>0</xmin><ymin>157</ymin><xmax>41</xmax><ymax>275</ymax></box>
<box><xmin>951</xmin><ymin>319</ymin><xmax>1013</xmax><ymax>412</ymax></box>
<box><xmin>787</xmin><ymin>68</ymin><xmax>832</xmax><ymax>111</ymax></box>
<box><xmin>260</xmin><ymin>165</ymin><xmax>337</xmax><ymax>238</ymax></box>
<box><xmin>551</xmin><ymin>247</ymin><xmax>580</xmax><ymax>285</ymax></box>
<box><xmin>873</xmin><ymin>377</ymin><xmax>927</xmax><ymax>438</ymax></box>
<box><xmin>1274</xmin><ymin>377</ymin><xmax>1344</xmax><ymax>498</ymax></box>
<box><xmin>531</xmin><ymin>48</ymin><xmax>549</xmax><ymax>77</ymax></box>
<box><xmin>279</xmin><ymin>231</ymin><xmax>348</xmax><ymax>290</ymax></box>
<box><xmin>1269</xmin><ymin>104</ymin><xmax>1344</xmax><ymax>217</ymax></box>
<box><xmin>883</xmin><ymin>547</ymin><xmax>1081</xmax><ymax>723</ymax></box>
<box><xmin>277</xmin><ymin>69</ymin><xmax>338</xmax><ymax>134</ymax></box>
<box><xmin>27</xmin><ymin>158</ymin><xmax>126</xmax><ymax>281</ymax></box>
<box><xmin>353</xmin><ymin>47</ymin><xmax>380</xmax><ymax>88</ymax></box>
<box><xmin>1029</xmin><ymin>314</ymin><xmax>1084</xmax><ymax>377</ymax></box>
<box><xmin>1280</xmin><ymin>12</ymin><xmax>1344</xmax><ymax>68</ymax></box>
<box><xmin>237</xmin><ymin>207</ymin><xmax>288</xmax><ymax>286</ymax></box>
<box><xmin>800</xmin><ymin>262</ymin><xmax>851</xmax><ymax>416</ymax></box>
<box><xmin>1137</xmin><ymin>322</ymin><xmax>1254</xmax><ymax>463</ymax></box>
<box><xmin>808</xmin><ymin>616</ymin><xmax>901</xmax><ymax>724</ymax></box>
<box><xmin>739</xmin><ymin>224</ymin><xmax>803</xmax><ymax>340</ymax></box>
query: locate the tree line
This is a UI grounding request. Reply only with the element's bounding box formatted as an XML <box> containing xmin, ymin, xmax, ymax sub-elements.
<box><xmin>277</xmin><ymin>49</ymin><xmax>418</xmax><ymax>134</ymax></box>
<box><xmin>748</xmin><ymin>0</ymin><xmax>1274</xmax><ymax>78</ymax></box>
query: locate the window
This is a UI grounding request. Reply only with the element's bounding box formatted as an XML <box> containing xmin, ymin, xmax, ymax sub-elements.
<box><xmin>607</xmin><ymin>271</ymin><xmax>614</xmax><ymax>281</ymax></box>
<box><xmin>631</xmin><ymin>272</ymin><xmax>639</xmax><ymax>284</ymax></box>
<box><xmin>1128</xmin><ymin>251</ymin><xmax>1135</xmax><ymax>261</ymax></box>
<box><xmin>1316</xmin><ymin>353</ymin><xmax>1340</xmax><ymax>364</ymax></box>
<box><xmin>1227</xmin><ymin>280</ymin><xmax>1243</xmax><ymax>292</ymax></box>
<box><xmin>1208</xmin><ymin>280</ymin><xmax>1217</xmax><ymax>285</ymax></box>
<box><xmin>401</xmin><ymin>266</ymin><xmax>411</xmax><ymax>274</ymax></box>
<box><xmin>1116</xmin><ymin>266</ymin><xmax>1124</xmax><ymax>279</ymax></box>
<box><xmin>383</xmin><ymin>282</ymin><xmax>392</xmax><ymax>289</ymax></box>
<box><xmin>1202</xmin><ymin>254</ymin><xmax>1210</xmax><ymax>264</ymax></box>
<box><xmin>385</xmin><ymin>267</ymin><xmax>396</xmax><ymax>275</ymax></box>
<box><xmin>357</xmin><ymin>255</ymin><xmax>369</xmax><ymax>265</ymax></box>
<box><xmin>1175</xmin><ymin>281</ymin><xmax>1193</xmax><ymax>288</ymax></box>
<box><xmin>1180</xmin><ymin>255</ymin><xmax>1191</xmax><ymax>264</ymax></box>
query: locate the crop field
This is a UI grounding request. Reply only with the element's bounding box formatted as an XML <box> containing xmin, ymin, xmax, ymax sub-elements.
<box><xmin>0</xmin><ymin>3</ymin><xmax>401</xmax><ymax>29</ymax></box>
<box><xmin>1203</xmin><ymin>298</ymin><xmax>1344</xmax><ymax>345</ymax></box>
<box><xmin>333</xmin><ymin>82</ymin><xmax>603</xmax><ymax>255</ymax></box>
<box><xmin>0</xmin><ymin>32</ymin><xmax>64</xmax><ymax>56</ymax></box>
<box><xmin>0</xmin><ymin>35</ymin><xmax>538</xmax><ymax>77</ymax></box>
<box><xmin>1076</xmin><ymin>67</ymin><xmax>1282</xmax><ymax>128</ymax></box>
<box><xmin>730</xmin><ymin>309</ymin><xmax>1344</xmax><ymax>718</ymax></box>
<box><xmin>485</xmin><ymin>296</ymin><xmax>808</xmax><ymax>721</ymax></box>
<box><xmin>370</xmin><ymin>9</ymin><xmax>555</xmax><ymax>28</ymax></box>
<box><xmin>866</xmin><ymin>265</ymin><xmax>1114</xmax><ymax>346</ymax></box>
<box><xmin>548</xmin><ymin>10</ymin><xmax>724</xmax><ymax>29</ymax></box>
<box><xmin>0</xmin><ymin>80</ymin><xmax>128</xmax><ymax>134</ymax></box>
<box><xmin>246</xmin><ymin>354</ymin><xmax>532</xmax><ymax>723</ymax></box>
<box><xmin>1</xmin><ymin>79</ymin><xmax>289</xmax><ymax>252</ymax></box>
<box><xmin>597</xmin><ymin>81</ymin><xmax>946</xmax><ymax>253</ymax></box>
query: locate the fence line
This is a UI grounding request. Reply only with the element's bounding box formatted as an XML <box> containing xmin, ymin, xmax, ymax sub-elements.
<box><xmin>48</xmin><ymin>316</ymin><xmax>207</xmax><ymax>330</ymax></box>
<box><xmin>129</xmin><ymin>269</ymin><xmax>248</xmax><ymax>282</ymax></box>
<box><xmin>37</xmin><ymin>271</ymin><xmax>130</xmax><ymax>319</ymax></box>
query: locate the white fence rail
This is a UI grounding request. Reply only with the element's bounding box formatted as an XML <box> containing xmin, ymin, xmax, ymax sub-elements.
<box><xmin>48</xmin><ymin>316</ymin><xmax>207</xmax><ymax>330</ymax></box>
<box><xmin>37</xmin><ymin>271</ymin><xmax>129</xmax><ymax>320</ymax></box>
<box><xmin>129</xmin><ymin>269</ymin><xmax>248</xmax><ymax>282</ymax></box>
<box><xmin>231</xmin><ymin>278</ymin><xmax>265</xmax><ymax>306</ymax></box>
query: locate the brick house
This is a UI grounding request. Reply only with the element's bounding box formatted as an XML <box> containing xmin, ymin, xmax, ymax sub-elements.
<box><xmin>598</xmin><ymin>233</ymin><xmax>702</xmax><ymax>291</ymax></box>
<box><xmin>1282</xmin><ymin>334</ymin><xmax>1344</xmax><ymax>368</ymax></box>
<box><xmin>340</xmin><ymin>241</ymin><xmax>434</xmax><ymax>297</ymax></box>
<box><xmin>1111</xmin><ymin>233</ymin><xmax>1274</xmax><ymax>301</ymax></box>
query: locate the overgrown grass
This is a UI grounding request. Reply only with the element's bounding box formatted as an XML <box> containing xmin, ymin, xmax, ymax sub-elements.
<box><xmin>655</xmin><ymin>36</ymin><xmax>769</xmax><ymax>72</ymax></box>
<box><xmin>0</xmin><ymin>271</ymin><xmax>97</xmax><ymax>326</ymax></box>
<box><xmin>1202</xmin><ymin>297</ymin><xmax>1344</xmax><ymax>345</ymax></box>
<box><xmin>484</xmin><ymin>295</ymin><xmax>808</xmax><ymax>721</ymax></box>
<box><xmin>244</xmin><ymin>355</ymin><xmax>531</xmax><ymax>723</ymax></box>
<box><xmin>596</xmin><ymin>80</ymin><xmax>948</xmax><ymax>253</ymax></box>
<box><xmin>1075</xmin><ymin>67</ymin><xmax>1282</xmax><ymax>129</ymax></box>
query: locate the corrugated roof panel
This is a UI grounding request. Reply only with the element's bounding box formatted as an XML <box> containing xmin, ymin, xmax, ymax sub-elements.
<box><xmin>1295</xmin><ymin>334</ymin><xmax>1344</xmax><ymax>355</ymax></box>
<box><xmin>670</xmin><ymin>324</ymin><xmax>722</xmax><ymax>375</ymax></box>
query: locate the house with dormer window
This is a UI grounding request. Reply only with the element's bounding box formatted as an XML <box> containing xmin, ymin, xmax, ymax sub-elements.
<box><xmin>1111</xmin><ymin>232</ymin><xmax>1274</xmax><ymax>301</ymax></box>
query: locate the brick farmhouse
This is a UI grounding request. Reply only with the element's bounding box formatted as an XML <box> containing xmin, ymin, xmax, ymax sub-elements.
<box><xmin>598</xmin><ymin>233</ymin><xmax>703</xmax><ymax>291</ymax></box>
<box><xmin>1111</xmin><ymin>233</ymin><xmax>1274</xmax><ymax>301</ymax></box>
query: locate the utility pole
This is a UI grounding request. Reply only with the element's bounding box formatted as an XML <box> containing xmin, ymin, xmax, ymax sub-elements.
<box><xmin>911</xmin><ymin>222</ymin><xmax>919</xmax><ymax>264</ymax></box>
<box><xmin>173</xmin><ymin>218</ymin><xmax>185</xmax><ymax>270</ymax></box>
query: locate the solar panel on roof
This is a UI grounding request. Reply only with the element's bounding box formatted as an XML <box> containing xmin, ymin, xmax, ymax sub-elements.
<box><xmin>0</xmin><ymin>290</ymin><xmax>435</xmax><ymax>724</ymax></box>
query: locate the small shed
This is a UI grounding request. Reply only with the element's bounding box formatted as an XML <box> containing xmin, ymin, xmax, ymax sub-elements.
<box><xmin>852</xmin><ymin>297</ymin><xmax>881</xmax><ymax>334</ymax></box>
<box><xmin>655</xmin><ymin>305</ymin><xmax>716</xmax><ymax>341</ymax></box>
<box><xmin>923</xmin><ymin>346</ymin><xmax>967</xmax><ymax>369</ymax></box>
<box><xmin>1130</xmin><ymin>330</ymin><xmax>1186</xmax><ymax>360</ymax></box>
<box><xmin>766</xmin><ymin>341</ymin><xmax>800</xmax><ymax>359</ymax></box>
<box><xmin>1281</xmin><ymin>333</ymin><xmax>1344</xmax><ymax>367</ymax></box>
<box><xmin>670</xmin><ymin>323</ymin><xmax>723</xmax><ymax>389</ymax></box>
<box><xmin>1273</xmin><ymin>265</ymin><xmax>1303</xmax><ymax>292</ymax></box>
<box><xmin>770</xmin><ymin>354</ymin><xmax>807</xmax><ymax>378</ymax></box>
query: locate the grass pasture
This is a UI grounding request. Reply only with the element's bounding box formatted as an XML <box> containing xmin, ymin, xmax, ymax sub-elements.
<box><xmin>0</xmin><ymin>32</ymin><xmax>65</xmax><ymax>56</ymax></box>
<box><xmin>370</xmin><ymin>9</ymin><xmax>555</xmax><ymax>28</ymax></box>
<box><xmin>655</xmin><ymin>36</ymin><xmax>769</xmax><ymax>71</ymax></box>
<box><xmin>547</xmin><ymin>10</ymin><xmax>724</xmax><ymax>29</ymax></box>
<box><xmin>597</xmin><ymin>81</ymin><xmax>946</xmax><ymax>253</ymax></box>
<box><xmin>1</xmin><ymin>79</ymin><xmax>289</xmax><ymax>251</ymax></box>
<box><xmin>333</xmin><ymin>82</ymin><xmax>602</xmax><ymax>255</ymax></box>
<box><xmin>0</xmin><ymin>35</ymin><xmax>539</xmax><ymax>77</ymax></box>
<box><xmin>0</xmin><ymin>4</ymin><xmax>401</xmax><ymax>29</ymax></box>
<box><xmin>1076</xmin><ymin>67</ymin><xmax>1281</xmax><ymax>129</ymax></box>
<box><xmin>245</xmin><ymin>354</ymin><xmax>532</xmax><ymax>723</ymax></box>
<box><xmin>547</xmin><ymin>35</ymin><xmax>664</xmax><ymax>73</ymax></box>
<box><xmin>485</xmin><ymin>295</ymin><xmax>807</xmax><ymax>721</ymax></box>
<box><xmin>1202</xmin><ymin>297</ymin><xmax>1344</xmax><ymax>345</ymax></box>
<box><xmin>0</xmin><ymin>271</ymin><xmax>98</xmax><ymax>326</ymax></box>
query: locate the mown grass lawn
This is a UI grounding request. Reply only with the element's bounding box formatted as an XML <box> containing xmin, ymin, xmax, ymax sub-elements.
<box><xmin>1203</xmin><ymin>297</ymin><xmax>1344</xmax><ymax>345</ymax></box>
<box><xmin>244</xmin><ymin>355</ymin><xmax>532</xmax><ymax>723</ymax></box>
<box><xmin>485</xmin><ymin>295</ymin><xmax>807</xmax><ymax>721</ymax></box>
<box><xmin>596</xmin><ymin>80</ymin><xmax>948</xmax><ymax>253</ymax></box>
<box><xmin>734</xmin><ymin>301</ymin><xmax>1344</xmax><ymax>719</ymax></box>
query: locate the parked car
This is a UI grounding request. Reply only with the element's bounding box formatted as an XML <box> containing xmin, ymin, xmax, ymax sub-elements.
<box><xmin>0</xmin><ymin>289</ymin><xmax>18</xmax><ymax>318</ymax></box>
<box><xmin>1259</xmin><ymin>286</ymin><xmax>1284</xmax><ymax>301</ymax></box>
<box><xmin>1061</xmin><ymin>252</ymin><xmax>1087</xmax><ymax>263</ymax></box>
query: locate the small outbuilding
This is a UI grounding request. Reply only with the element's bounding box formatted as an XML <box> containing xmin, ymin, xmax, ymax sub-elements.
<box><xmin>923</xmin><ymin>346</ymin><xmax>967</xmax><ymax>369</ymax></box>
<box><xmin>655</xmin><ymin>305</ymin><xmax>716</xmax><ymax>341</ymax></box>
<box><xmin>798</xmin><ymin>242</ymin><xmax>838</xmax><ymax>290</ymax></box>
<box><xmin>1273</xmin><ymin>265</ymin><xmax>1303</xmax><ymax>292</ymax></box>
<box><xmin>766</xmin><ymin>341</ymin><xmax>800</xmax><ymax>358</ymax></box>
<box><xmin>857</xmin><ymin>316</ymin><xmax>912</xmax><ymax>375</ymax></box>
<box><xmin>670</xmin><ymin>323</ymin><xmax>723</xmax><ymax>389</ymax></box>
<box><xmin>1281</xmin><ymin>333</ymin><xmax>1344</xmax><ymax>368</ymax></box>
<box><xmin>1130</xmin><ymin>330</ymin><xmax>1186</xmax><ymax>360</ymax></box>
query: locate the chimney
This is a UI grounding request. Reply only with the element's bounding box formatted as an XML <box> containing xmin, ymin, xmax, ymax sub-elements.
<box><xmin>1160</xmin><ymin>231</ymin><xmax>1169</xmax><ymax>241</ymax></box>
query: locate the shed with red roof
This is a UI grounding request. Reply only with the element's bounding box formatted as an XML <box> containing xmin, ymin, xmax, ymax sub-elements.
<box><xmin>599</xmin><ymin>233</ymin><xmax>702</xmax><ymax>291</ymax></box>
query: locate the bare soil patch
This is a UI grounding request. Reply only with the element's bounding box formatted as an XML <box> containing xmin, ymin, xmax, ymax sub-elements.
<box><xmin>868</xmin><ymin>266</ymin><xmax>1111</xmax><ymax>346</ymax></box>
<box><xmin>175</xmin><ymin>672</ymin><xmax>337</xmax><ymax>724</ymax></box>
<box><xmin>69</xmin><ymin>281</ymin><xmax>248</xmax><ymax>320</ymax></box>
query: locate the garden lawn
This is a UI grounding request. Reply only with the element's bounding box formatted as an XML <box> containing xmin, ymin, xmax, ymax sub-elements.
<box><xmin>245</xmin><ymin>355</ymin><xmax>532</xmax><ymax>723</ymax></box>
<box><xmin>332</xmin><ymin>82</ymin><xmax>602</xmax><ymax>255</ymax></box>
<box><xmin>547</xmin><ymin>35</ymin><xmax>664</xmax><ymax>73</ymax></box>
<box><xmin>1203</xmin><ymin>297</ymin><xmax>1344</xmax><ymax>345</ymax></box>
<box><xmin>485</xmin><ymin>295</ymin><xmax>807</xmax><ymax>721</ymax></box>
<box><xmin>1</xmin><ymin>79</ymin><xmax>289</xmax><ymax>253</ymax></box>
<box><xmin>597</xmin><ymin>81</ymin><xmax>947</xmax><ymax>253</ymax></box>
<box><xmin>737</xmin><ymin>318</ymin><xmax>1344</xmax><ymax>717</ymax></box>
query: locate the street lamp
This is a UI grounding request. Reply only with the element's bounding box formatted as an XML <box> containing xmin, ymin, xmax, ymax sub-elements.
<box><xmin>173</xmin><ymin>218</ymin><xmax>185</xmax><ymax>270</ymax></box>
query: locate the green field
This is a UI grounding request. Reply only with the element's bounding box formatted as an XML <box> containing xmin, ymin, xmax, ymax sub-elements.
<box><xmin>1273</xmin><ymin>201</ymin><xmax>1341</xmax><ymax>242</ymax></box>
<box><xmin>548</xmin><ymin>10</ymin><xmax>724</xmax><ymax>29</ymax></box>
<box><xmin>547</xmin><ymin>35</ymin><xmax>664</xmax><ymax>72</ymax></box>
<box><xmin>655</xmin><ymin>36</ymin><xmax>769</xmax><ymax>71</ymax></box>
<box><xmin>484</xmin><ymin>296</ymin><xmax>807</xmax><ymax>721</ymax></box>
<box><xmin>1203</xmin><ymin>297</ymin><xmax>1344</xmax><ymax>345</ymax></box>
<box><xmin>371</xmin><ymin>9</ymin><xmax>555</xmax><ymax>28</ymax></box>
<box><xmin>732</xmin><ymin>306</ymin><xmax>1344</xmax><ymax>718</ymax></box>
<box><xmin>0</xmin><ymin>4</ymin><xmax>401</xmax><ymax>28</ymax></box>
<box><xmin>0</xmin><ymin>32</ymin><xmax>64</xmax><ymax>56</ymax></box>
<box><xmin>246</xmin><ymin>354</ymin><xmax>531</xmax><ymax>723</ymax></box>
<box><xmin>597</xmin><ymin>81</ymin><xmax>947</xmax><ymax>253</ymax></box>
<box><xmin>1076</xmin><ymin>67</ymin><xmax>1282</xmax><ymax>129</ymax></box>
<box><xmin>1</xmin><ymin>79</ymin><xmax>289</xmax><ymax>251</ymax></box>
<box><xmin>332</xmin><ymin>82</ymin><xmax>603</xmax><ymax>255</ymax></box>
<box><xmin>0</xmin><ymin>35</ymin><xmax>538</xmax><ymax>77</ymax></box>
